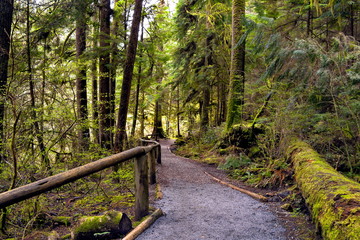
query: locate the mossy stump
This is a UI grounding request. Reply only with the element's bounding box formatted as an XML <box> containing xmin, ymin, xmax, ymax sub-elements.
<box><xmin>72</xmin><ymin>211</ymin><xmax>132</xmax><ymax>240</ymax></box>
<box><xmin>285</xmin><ymin>138</ymin><xmax>360</xmax><ymax>240</ymax></box>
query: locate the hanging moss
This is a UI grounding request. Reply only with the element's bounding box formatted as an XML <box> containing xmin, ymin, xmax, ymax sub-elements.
<box><xmin>285</xmin><ymin>138</ymin><xmax>360</xmax><ymax>239</ymax></box>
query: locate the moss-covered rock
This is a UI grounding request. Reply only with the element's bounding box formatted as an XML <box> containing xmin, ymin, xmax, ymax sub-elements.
<box><xmin>285</xmin><ymin>138</ymin><xmax>360</xmax><ymax>240</ymax></box>
<box><xmin>52</xmin><ymin>216</ymin><xmax>72</xmax><ymax>227</ymax></box>
<box><xmin>72</xmin><ymin>211</ymin><xmax>132</xmax><ymax>240</ymax></box>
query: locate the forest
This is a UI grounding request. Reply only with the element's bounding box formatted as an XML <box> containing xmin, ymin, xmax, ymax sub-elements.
<box><xmin>0</xmin><ymin>0</ymin><xmax>359</xmax><ymax>239</ymax></box>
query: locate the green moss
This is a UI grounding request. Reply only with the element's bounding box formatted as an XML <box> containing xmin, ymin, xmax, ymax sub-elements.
<box><xmin>286</xmin><ymin>138</ymin><xmax>360</xmax><ymax>239</ymax></box>
<box><xmin>53</xmin><ymin>216</ymin><xmax>72</xmax><ymax>226</ymax></box>
<box><xmin>61</xmin><ymin>233</ymin><xmax>71</xmax><ymax>239</ymax></box>
<box><xmin>74</xmin><ymin>211</ymin><xmax>123</xmax><ymax>235</ymax></box>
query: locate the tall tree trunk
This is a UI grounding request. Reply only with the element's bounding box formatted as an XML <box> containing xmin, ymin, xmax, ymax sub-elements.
<box><xmin>226</xmin><ymin>0</ymin><xmax>245</xmax><ymax>129</ymax></box>
<box><xmin>76</xmin><ymin>0</ymin><xmax>89</xmax><ymax>150</ymax></box>
<box><xmin>176</xmin><ymin>86</ymin><xmax>181</xmax><ymax>137</ymax></box>
<box><xmin>91</xmin><ymin>13</ymin><xmax>99</xmax><ymax>144</ymax></box>
<box><xmin>151</xmin><ymin>0</ymin><xmax>166</xmax><ymax>139</ymax></box>
<box><xmin>349</xmin><ymin>3</ymin><xmax>354</xmax><ymax>37</ymax></box>
<box><xmin>200</xmin><ymin>15</ymin><xmax>211</xmax><ymax>132</ymax></box>
<box><xmin>152</xmin><ymin>100</ymin><xmax>166</xmax><ymax>139</ymax></box>
<box><xmin>201</xmin><ymin>87</ymin><xmax>210</xmax><ymax>131</ymax></box>
<box><xmin>307</xmin><ymin>1</ymin><xmax>312</xmax><ymax>37</ymax></box>
<box><xmin>114</xmin><ymin>0</ymin><xmax>144</xmax><ymax>152</ymax></box>
<box><xmin>99</xmin><ymin>0</ymin><xmax>111</xmax><ymax>149</ymax></box>
<box><xmin>131</xmin><ymin>16</ymin><xmax>144</xmax><ymax>137</ymax></box>
<box><xmin>220</xmin><ymin>82</ymin><xmax>227</xmax><ymax>124</ymax></box>
<box><xmin>0</xmin><ymin>0</ymin><xmax>14</xmax><ymax>163</ymax></box>
<box><xmin>26</xmin><ymin>0</ymin><xmax>50</xmax><ymax>171</ymax></box>
<box><xmin>140</xmin><ymin>91</ymin><xmax>145</xmax><ymax>137</ymax></box>
<box><xmin>201</xmin><ymin>4</ymin><xmax>212</xmax><ymax>132</ymax></box>
<box><xmin>109</xmin><ymin>0</ymin><xmax>121</xmax><ymax>148</ymax></box>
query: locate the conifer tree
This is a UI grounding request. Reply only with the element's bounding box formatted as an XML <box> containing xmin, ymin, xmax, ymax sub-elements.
<box><xmin>115</xmin><ymin>0</ymin><xmax>144</xmax><ymax>151</ymax></box>
<box><xmin>99</xmin><ymin>0</ymin><xmax>112</xmax><ymax>149</ymax></box>
<box><xmin>226</xmin><ymin>0</ymin><xmax>245</xmax><ymax>129</ymax></box>
<box><xmin>0</xmin><ymin>0</ymin><xmax>14</xmax><ymax>162</ymax></box>
<box><xmin>75</xmin><ymin>0</ymin><xmax>90</xmax><ymax>150</ymax></box>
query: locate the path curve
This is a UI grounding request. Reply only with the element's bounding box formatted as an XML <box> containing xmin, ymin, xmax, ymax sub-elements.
<box><xmin>137</xmin><ymin>139</ymin><xmax>287</xmax><ymax>240</ymax></box>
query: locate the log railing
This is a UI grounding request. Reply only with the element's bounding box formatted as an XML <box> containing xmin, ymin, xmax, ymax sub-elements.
<box><xmin>0</xmin><ymin>140</ymin><xmax>161</xmax><ymax>221</ymax></box>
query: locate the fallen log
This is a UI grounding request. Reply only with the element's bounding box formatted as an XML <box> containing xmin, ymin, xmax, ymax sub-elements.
<box><xmin>204</xmin><ymin>171</ymin><xmax>268</xmax><ymax>202</ymax></box>
<box><xmin>285</xmin><ymin>138</ymin><xmax>360</xmax><ymax>240</ymax></box>
<box><xmin>122</xmin><ymin>208</ymin><xmax>164</xmax><ymax>240</ymax></box>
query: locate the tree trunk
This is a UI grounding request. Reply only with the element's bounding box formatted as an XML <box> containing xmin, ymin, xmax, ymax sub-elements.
<box><xmin>91</xmin><ymin>13</ymin><xmax>99</xmax><ymax>144</ymax></box>
<box><xmin>176</xmin><ymin>86</ymin><xmax>181</xmax><ymax>137</ymax></box>
<box><xmin>140</xmin><ymin>91</ymin><xmax>145</xmax><ymax>137</ymax></box>
<box><xmin>0</xmin><ymin>0</ymin><xmax>14</xmax><ymax>163</ymax></box>
<box><xmin>152</xmin><ymin>100</ymin><xmax>166</xmax><ymax>139</ymax></box>
<box><xmin>114</xmin><ymin>0</ymin><xmax>144</xmax><ymax>152</ymax></box>
<box><xmin>226</xmin><ymin>0</ymin><xmax>245</xmax><ymax>129</ymax></box>
<box><xmin>109</xmin><ymin>0</ymin><xmax>121</xmax><ymax>148</ymax></box>
<box><xmin>131</xmin><ymin>16</ymin><xmax>144</xmax><ymax>137</ymax></box>
<box><xmin>76</xmin><ymin>0</ymin><xmax>89</xmax><ymax>150</ymax></box>
<box><xmin>151</xmin><ymin>1</ymin><xmax>167</xmax><ymax>139</ymax></box>
<box><xmin>200</xmin><ymin>87</ymin><xmax>210</xmax><ymax>131</ymax></box>
<box><xmin>307</xmin><ymin>1</ymin><xmax>312</xmax><ymax>37</ymax></box>
<box><xmin>99</xmin><ymin>0</ymin><xmax>112</xmax><ymax>149</ymax></box>
<box><xmin>200</xmin><ymin>6</ymin><xmax>211</xmax><ymax>132</ymax></box>
<box><xmin>26</xmin><ymin>0</ymin><xmax>51</xmax><ymax>171</ymax></box>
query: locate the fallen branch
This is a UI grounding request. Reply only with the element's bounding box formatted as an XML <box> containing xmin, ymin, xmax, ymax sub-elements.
<box><xmin>204</xmin><ymin>172</ymin><xmax>268</xmax><ymax>202</ymax></box>
<box><xmin>123</xmin><ymin>208</ymin><xmax>164</xmax><ymax>240</ymax></box>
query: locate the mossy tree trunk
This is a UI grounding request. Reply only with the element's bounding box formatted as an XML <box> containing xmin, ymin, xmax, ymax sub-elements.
<box><xmin>75</xmin><ymin>0</ymin><xmax>90</xmax><ymax>151</ymax></box>
<box><xmin>285</xmin><ymin>138</ymin><xmax>360</xmax><ymax>239</ymax></box>
<box><xmin>0</xmin><ymin>0</ymin><xmax>14</xmax><ymax>162</ymax></box>
<box><xmin>99</xmin><ymin>0</ymin><xmax>112</xmax><ymax>149</ymax></box>
<box><xmin>114</xmin><ymin>0</ymin><xmax>144</xmax><ymax>152</ymax></box>
<box><xmin>226</xmin><ymin>0</ymin><xmax>245</xmax><ymax>130</ymax></box>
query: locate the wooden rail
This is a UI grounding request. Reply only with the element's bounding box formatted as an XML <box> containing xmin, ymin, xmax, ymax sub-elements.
<box><xmin>0</xmin><ymin>140</ymin><xmax>161</xmax><ymax>221</ymax></box>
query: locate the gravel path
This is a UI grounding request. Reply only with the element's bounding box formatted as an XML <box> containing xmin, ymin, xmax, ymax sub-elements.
<box><xmin>137</xmin><ymin>139</ymin><xmax>287</xmax><ymax>240</ymax></box>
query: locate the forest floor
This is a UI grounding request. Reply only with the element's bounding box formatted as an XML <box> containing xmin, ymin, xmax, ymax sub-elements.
<box><xmin>136</xmin><ymin>139</ymin><xmax>320</xmax><ymax>240</ymax></box>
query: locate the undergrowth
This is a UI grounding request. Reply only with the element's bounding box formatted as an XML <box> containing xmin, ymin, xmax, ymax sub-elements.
<box><xmin>0</xmin><ymin>163</ymin><xmax>136</xmax><ymax>239</ymax></box>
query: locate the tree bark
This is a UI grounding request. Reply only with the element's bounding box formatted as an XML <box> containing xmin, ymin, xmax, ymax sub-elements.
<box><xmin>0</xmin><ymin>0</ymin><xmax>14</xmax><ymax>162</ymax></box>
<box><xmin>307</xmin><ymin>1</ymin><xmax>312</xmax><ymax>37</ymax></box>
<box><xmin>26</xmin><ymin>0</ymin><xmax>51</xmax><ymax>171</ymax></box>
<box><xmin>114</xmin><ymin>0</ymin><xmax>144</xmax><ymax>152</ymax></box>
<box><xmin>152</xmin><ymin>100</ymin><xmax>166</xmax><ymax>139</ymax></box>
<box><xmin>226</xmin><ymin>0</ymin><xmax>245</xmax><ymax>129</ymax></box>
<box><xmin>150</xmin><ymin>0</ymin><xmax>167</xmax><ymax>139</ymax></box>
<box><xmin>99</xmin><ymin>0</ymin><xmax>112</xmax><ymax>149</ymax></box>
<box><xmin>76</xmin><ymin>0</ymin><xmax>89</xmax><ymax>150</ymax></box>
<box><xmin>91</xmin><ymin>12</ymin><xmax>99</xmax><ymax>144</ymax></box>
<box><xmin>131</xmin><ymin>16</ymin><xmax>144</xmax><ymax>137</ymax></box>
<box><xmin>176</xmin><ymin>86</ymin><xmax>181</xmax><ymax>137</ymax></box>
<box><xmin>200</xmin><ymin>6</ymin><xmax>211</xmax><ymax>132</ymax></box>
<box><xmin>109</xmin><ymin>0</ymin><xmax>121</xmax><ymax>148</ymax></box>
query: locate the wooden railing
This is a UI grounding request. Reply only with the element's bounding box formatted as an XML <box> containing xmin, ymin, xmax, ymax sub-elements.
<box><xmin>0</xmin><ymin>140</ymin><xmax>161</xmax><ymax>221</ymax></box>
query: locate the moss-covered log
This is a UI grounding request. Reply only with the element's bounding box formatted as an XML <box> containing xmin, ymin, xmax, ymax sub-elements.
<box><xmin>285</xmin><ymin>138</ymin><xmax>360</xmax><ymax>239</ymax></box>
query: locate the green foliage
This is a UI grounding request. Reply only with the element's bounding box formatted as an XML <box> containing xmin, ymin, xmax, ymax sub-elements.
<box><xmin>218</xmin><ymin>154</ymin><xmax>251</xmax><ymax>170</ymax></box>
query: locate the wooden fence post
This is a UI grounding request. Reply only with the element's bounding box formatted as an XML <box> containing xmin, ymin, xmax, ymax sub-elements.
<box><xmin>157</xmin><ymin>144</ymin><xmax>161</xmax><ymax>164</ymax></box>
<box><xmin>148</xmin><ymin>149</ymin><xmax>156</xmax><ymax>185</ymax></box>
<box><xmin>134</xmin><ymin>154</ymin><xmax>149</xmax><ymax>221</ymax></box>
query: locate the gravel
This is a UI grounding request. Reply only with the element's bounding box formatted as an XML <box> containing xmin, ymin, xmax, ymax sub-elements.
<box><xmin>136</xmin><ymin>139</ymin><xmax>287</xmax><ymax>240</ymax></box>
